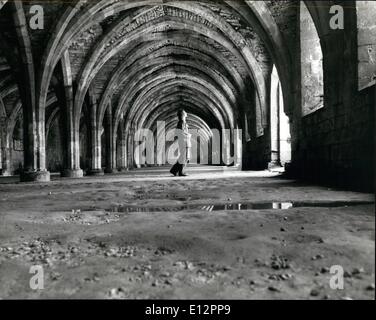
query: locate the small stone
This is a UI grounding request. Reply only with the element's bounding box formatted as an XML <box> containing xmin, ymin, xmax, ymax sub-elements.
<box><xmin>344</xmin><ymin>271</ymin><xmax>352</xmax><ymax>278</ymax></box>
<box><xmin>280</xmin><ymin>228</ymin><xmax>286</xmax><ymax>232</ymax></box>
<box><xmin>301</xmin><ymin>227</ymin><xmax>305</xmax><ymax>230</ymax></box>
<box><xmin>366</xmin><ymin>284</ymin><xmax>375</xmax><ymax>291</ymax></box>
<box><xmin>320</xmin><ymin>267</ymin><xmax>330</xmax><ymax>274</ymax></box>
<box><xmin>280</xmin><ymin>273</ymin><xmax>292</xmax><ymax>280</ymax></box>
<box><xmin>173</xmin><ymin>261</ymin><xmax>184</xmax><ymax>267</ymax></box>
<box><xmin>283</xmin><ymin>217</ymin><xmax>288</xmax><ymax>221</ymax></box>
<box><xmin>268</xmin><ymin>286</ymin><xmax>280</xmax><ymax>292</ymax></box>
<box><xmin>310</xmin><ymin>289</ymin><xmax>320</xmax><ymax>297</ymax></box>
<box><xmin>186</xmin><ymin>261</ymin><xmax>194</xmax><ymax>270</ymax></box>
<box><xmin>352</xmin><ymin>267</ymin><xmax>365</xmax><ymax>275</ymax></box>
<box><xmin>51</xmin><ymin>272</ymin><xmax>62</xmax><ymax>281</ymax></box>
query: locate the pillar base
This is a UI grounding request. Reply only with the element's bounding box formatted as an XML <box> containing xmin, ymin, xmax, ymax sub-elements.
<box><xmin>86</xmin><ymin>169</ymin><xmax>104</xmax><ymax>176</ymax></box>
<box><xmin>0</xmin><ymin>169</ymin><xmax>12</xmax><ymax>177</ymax></box>
<box><xmin>104</xmin><ymin>168</ymin><xmax>118</xmax><ymax>174</ymax></box>
<box><xmin>20</xmin><ymin>170</ymin><xmax>50</xmax><ymax>182</ymax></box>
<box><xmin>268</xmin><ymin>160</ymin><xmax>282</xmax><ymax>170</ymax></box>
<box><xmin>61</xmin><ymin>169</ymin><xmax>84</xmax><ymax>178</ymax></box>
<box><xmin>118</xmin><ymin>167</ymin><xmax>128</xmax><ymax>172</ymax></box>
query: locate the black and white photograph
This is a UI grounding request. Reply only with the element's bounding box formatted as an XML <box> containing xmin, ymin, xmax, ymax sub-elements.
<box><xmin>0</xmin><ymin>0</ymin><xmax>375</xmax><ymax>305</ymax></box>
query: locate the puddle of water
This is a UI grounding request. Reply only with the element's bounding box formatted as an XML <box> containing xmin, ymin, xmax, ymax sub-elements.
<box><xmin>110</xmin><ymin>201</ymin><xmax>374</xmax><ymax>213</ymax></box>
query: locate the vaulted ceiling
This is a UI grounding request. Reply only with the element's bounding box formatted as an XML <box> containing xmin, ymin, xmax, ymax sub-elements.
<box><xmin>0</xmin><ymin>0</ymin><xmax>300</xmax><ymax>138</ymax></box>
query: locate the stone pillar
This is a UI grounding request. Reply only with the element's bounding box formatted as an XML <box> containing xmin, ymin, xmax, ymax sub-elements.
<box><xmin>269</xmin><ymin>69</ymin><xmax>281</xmax><ymax>169</ymax></box>
<box><xmin>10</xmin><ymin>2</ymin><xmax>50</xmax><ymax>182</ymax></box>
<box><xmin>0</xmin><ymin>116</ymin><xmax>11</xmax><ymax>176</ymax></box>
<box><xmin>118</xmin><ymin>120</ymin><xmax>127</xmax><ymax>171</ymax></box>
<box><xmin>117</xmin><ymin>138</ymin><xmax>127</xmax><ymax>172</ymax></box>
<box><xmin>87</xmin><ymin>98</ymin><xmax>103</xmax><ymax>176</ymax></box>
<box><xmin>234</xmin><ymin>126</ymin><xmax>242</xmax><ymax>169</ymax></box>
<box><xmin>60</xmin><ymin>85</ymin><xmax>83</xmax><ymax>178</ymax></box>
<box><xmin>104</xmin><ymin>106</ymin><xmax>117</xmax><ymax>173</ymax></box>
<box><xmin>19</xmin><ymin>91</ymin><xmax>50</xmax><ymax>182</ymax></box>
<box><xmin>0</xmin><ymin>141</ymin><xmax>11</xmax><ymax>176</ymax></box>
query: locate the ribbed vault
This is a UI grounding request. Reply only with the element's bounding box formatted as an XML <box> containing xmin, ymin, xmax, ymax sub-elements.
<box><xmin>0</xmin><ymin>0</ymin><xmax>347</xmax><ymax>179</ymax></box>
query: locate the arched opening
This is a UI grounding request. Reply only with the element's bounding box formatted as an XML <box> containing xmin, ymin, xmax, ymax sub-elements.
<box><xmin>269</xmin><ymin>65</ymin><xmax>291</xmax><ymax>169</ymax></box>
<box><xmin>46</xmin><ymin>111</ymin><xmax>64</xmax><ymax>173</ymax></box>
<box><xmin>300</xmin><ymin>1</ymin><xmax>324</xmax><ymax>116</ymax></box>
<box><xmin>356</xmin><ymin>1</ymin><xmax>376</xmax><ymax>90</ymax></box>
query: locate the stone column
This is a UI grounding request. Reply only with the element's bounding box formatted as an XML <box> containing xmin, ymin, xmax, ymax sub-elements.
<box><xmin>119</xmin><ymin>137</ymin><xmax>128</xmax><ymax>171</ymax></box>
<box><xmin>0</xmin><ymin>141</ymin><xmax>11</xmax><ymax>177</ymax></box>
<box><xmin>0</xmin><ymin>116</ymin><xmax>11</xmax><ymax>176</ymax></box>
<box><xmin>11</xmin><ymin>2</ymin><xmax>49</xmax><ymax>182</ymax></box>
<box><xmin>60</xmin><ymin>85</ymin><xmax>83</xmax><ymax>178</ymax></box>
<box><xmin>269</xmin><ymin>70</ymin><xmax>281</xmax><ymax>169</ymax></box>
<box><xmin>234</xmin><ymin>126</ymin><xmax>242</xmax><ymax>169</ymax></box>
<box><xmin>117</xmin><ymin>119</ymin><xmax>127</xmax><ymax>171</ymax></box>
<box><xmin>19</xmin><ymin>89</ymin><xmax>50</xmax><ymax>182</ymax></box>
<box><xmin>87</xmin><ymin>98</ymin><xmax>103</xmax><ymax>176</ymax></box>
<box><xmin>104</xmin><ymin>106</ymin><xmax>117</xmax><ymax>173</ymax></box>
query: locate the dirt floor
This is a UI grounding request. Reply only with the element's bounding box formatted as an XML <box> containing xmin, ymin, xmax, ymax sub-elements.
<box><xmin>0</xmin><ymin>168</ymin><xmax>374</xmax><ymax>300</ymax></box>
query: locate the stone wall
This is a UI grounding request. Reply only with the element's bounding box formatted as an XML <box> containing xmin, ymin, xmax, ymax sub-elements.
<box><xmin>300</xmin><ymin>2</ymin><xmax>324</xmax><ymax>116</ymax></box>
<box><xmin>357</xmin><ymin>1</ymin><xmax>376</xmax><ymax>90</ymax></box>
<box><xmin>288</xmin><ymin>4</ymin><xmax>375</xmax><ymax>192</ymax></box>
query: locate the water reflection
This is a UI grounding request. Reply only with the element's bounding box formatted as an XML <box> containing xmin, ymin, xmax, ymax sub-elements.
<box><xmin>110</xmin><ymin>201</ymin><xmax>373</xmax><ymax>213</ymax></box>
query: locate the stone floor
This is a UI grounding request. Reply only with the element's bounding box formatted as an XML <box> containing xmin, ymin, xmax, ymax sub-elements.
<box><xmin>0</xmin><ymin>167</ymin><xmax>374</xmax><ymax>299</ymax></box>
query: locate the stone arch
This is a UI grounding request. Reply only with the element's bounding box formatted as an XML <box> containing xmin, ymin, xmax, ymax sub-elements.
<box><xmin>73</xmin><ymin>14</ymin><xmax>265</xmax><ymax>131</ymax></box>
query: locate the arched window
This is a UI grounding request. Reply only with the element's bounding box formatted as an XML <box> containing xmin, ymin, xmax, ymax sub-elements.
<box><xmin>357</xmin><ymin>1</ymin><xmax>376</xmax><ymax>90</ymax></box>
<box><xmin>300</xmin><ymin>2</ymin><xmax>324</xmax><ymax>116</ymax></box>
<box><xmin>270</xmin><ymin>65</ymin><xmax>291</xmax><ymax>167</ymax></box>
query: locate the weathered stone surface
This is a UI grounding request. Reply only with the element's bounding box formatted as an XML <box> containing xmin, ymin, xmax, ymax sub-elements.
<box><xmin>0</xmin><ymin>0</ymin><xmax>374</xmax><ymax>192</ymax></box>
